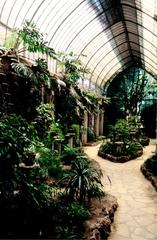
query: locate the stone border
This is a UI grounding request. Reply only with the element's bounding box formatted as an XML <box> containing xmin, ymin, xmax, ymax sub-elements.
<box><xmin>84</xmin><ymin>194</ymin><xmax>118</xmax><ymax>240</ymax></box>
<box><xmin>98</xmin><ymin>150</ymin><xmax>143</xmax><ymax>163</ymax></box>
<box><xmin>141</xmin><ymin>164</ymin><xmax>157</xmax><ymax>191</ymax></box>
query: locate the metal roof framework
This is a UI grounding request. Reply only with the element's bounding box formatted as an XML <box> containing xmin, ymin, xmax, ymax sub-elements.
<box><xmin>0</xmin><ymin>0</ymin><xmax>157</xmax><ymax>89</ymax></box>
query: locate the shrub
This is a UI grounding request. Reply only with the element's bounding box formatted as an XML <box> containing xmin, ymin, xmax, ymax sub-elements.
<box><xmin>126</xmin><ymin>141</ymin><xmax>143</xmax><ymax>158</ymax></box>
<box><xmin>0</xmin><ymin>114</ymin><xmax>37</xmax><ymax>197</ymax></box>
<box><xmin>34</xmin><ymin>103</ymin><xmax>54</xmax><ymax>139</ymax></box>
<box><xmin>99</xmin><ymin>140</ymin><xmax>142</xmax><ymax>158</ymax></box>
<box><xmin>61</xmin><ymin>201</ymin><xmax>90</xmax><ymax>223</ymax></box>
<box><xmin>0</xmin><ymin>114</ymin><xmax>55</xmax><ymax>238</ymax></box>
<box><xmin>99</xmin><ymin>141</ymin><xmax>113</xmax><ymax>155</ymax></box>
<box><xmin>54</xmin><ymin>201</ymin><xmax>90</xmax><ymax>239</ymax></box>
<box><xmin>107</xmin><ymin>119</ymin><xmax>131</xmax><ymax>143</ymax></box>
<box><xmin>61</xmin><ymin>146</ymin><xmax>79</xmax><ymax>164</ymax></box>
<box><xmin>36</xmin><ymin>147</ymin><xmax>62</xmax><ymax>178</ymax></box>
<box><xmin>71</xmin><ymin>124</ymin><xmax>80</xmax><ymax>146</ymax></box>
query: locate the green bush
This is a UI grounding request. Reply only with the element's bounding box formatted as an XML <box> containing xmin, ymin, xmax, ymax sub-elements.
<box><xmin>37</xmin><ymin>147</ymin><xmax>62</xmax><ymax>178</ymax></box>
<box><xmin>34</xmin><ymin>103</ymin><xmax>54</xmax><ymax>139</ymax></box>
<box><xmin>71</xmin><ymin>124</ymin><xmax>80</xmax><ymax>146</ymax></box>
<box><xmin>108</xmin><ymin>119</ymin><xmax>131</xmax><ymax>143</ymax></box>
<box><xmin>126</xmin><ymin>141</ymin><xmax>143</xmax><ymax>157</ymax></box>
<box><xmin>99</xmin><ymin>141</ymin><xmax>113</xmax><ymax>155</ymax></box>
<box><xmin>61</xmin><ymin>146</ymin><xmax>79</xmax><ymax>164</ymax></box>
<box><xmin>99</xmin><ymin>140</ymin><xmax>142</xmax><ymax>158</ymax></box>
<box><xmin>0</xmin><ymin>114</ymin><xmax>55</xmax><ymax>238</ymax></box>
<box><xmin>54</xmin><ymin>201</ymin><xmax>90</xmax><ymax>239</ymax></box>
<box><xmin>0</xmin><ymin>114</ymin><xmax>37</xmax><ymax>196</ymax></box>
<box><xmin>62</xmin><ymin>202</ymin><xmax>90</xmax><ymax>222</ymax></box>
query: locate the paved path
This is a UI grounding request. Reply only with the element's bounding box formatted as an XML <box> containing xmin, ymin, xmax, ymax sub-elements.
<box><xmin>84</xmin><ymin>142</ymin><xmax>157</xmax><ymax>240</ymax></box>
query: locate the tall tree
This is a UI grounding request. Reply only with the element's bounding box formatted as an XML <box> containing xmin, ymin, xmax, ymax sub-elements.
<box><xmin>106</xmin><ymin>67</ymin><xmax>157</xmax><ymax>120</ymax></box>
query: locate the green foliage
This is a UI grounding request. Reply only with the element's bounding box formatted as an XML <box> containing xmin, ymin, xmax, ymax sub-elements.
<box><xmin>61</xmin><ymin>201</ymin><xmax>90</xmax><ymax>222</ymax></box>
<box><xmin>54</xmin><ymin>83</ymin><xmax>83</xmax><ymax>130</ymax></box>
<box><xmin>4</xmin><ymin>31</ymin><xmax>21</xmax><ymax>49</ymax></box>
<box><xmin>11</xmin><ymin>57</ymin><xmax>54</xmax><ymax>88</ymax></box>
<box><xmin>62</xmin><ymin>156</ymin><xmax>103</xmax><ymax>203</ymax></box>
<box><xmin>54</xmin><ymin>200</ymin><xmax>90</xmax><ymax>239</ymax></box>
<box><xmin>100</xmin><ymin>140</ymin><xmax>142</xmax><ymax>158</ymax></box>
<box><xmin>55</xmin><ymin>225</ymin><xmax>81</xmax><ymax>239</ymax></box>
<box><xmin>0</xmin><ymin>114</ymin><xmax>54</xmax><ymax>238</ymax></box>
<box><xmin>11</xmin><ymin>58</ymin><xmax>33</xmax><ymax>78</ymax></box>
<box><xmin>96</xmin><ymin>135</ymin><xmax>106</xmax><ymax>141</ymax></box>
<box><xmin>99</xmin><ymin>141</ymin><xmax>113</xmax><ymax>155</ymax></box>
<box><xmin>33</xmin><ymin>58</ymin><xmax>54</xmax><ymax>86</ymax></box>
<box><xmin>87</xmin><ymin>127</ymin><xmax>96</xmax><ymax>142</ymax></box>
<box><xmin>36</xmin><ymin>146</ymin><xmax>63</xmax><ymax>178</ymax></box>
<box><xmin>61</xmin><ymin>146</ymin><xmax>79</xmax><ymax>164</ymax></box>
<box><xmin>18</xmin><ymin>20</ymin><xmax>56</xmax><ymax>58</ymax></box>
<box><xmin>144</xmin><ymin>155</ymin><xmax>157</xmax><ymax>176</ymax></box>
<box><xmin>126</xmin><ymin>141</ymin><xmax>142</xmax><ymax>158</ymax></box>
<box><xmin>108</xmin><ymin>119</ymin><xmax>131</xmax><ymax>143</ymax></box>
<box><xmin>71</xmin><ymin>124</ymin><xmax>80</xmax><ymax>146</ymax></box>
<box><xmin>48</xmin><ymin>122</ymin><xmax>63</xmax><ymax>138</ymax></box>
<box><xmin>106</xmin><ymin>67</ymin><xmax>157</xmax><ymax>119</ymax></box>
<box><xmin>58</xmin><ymin>52</ymin><xmax>89</xmax><ymax>82</ymax></box>
<box><xmin>36</xmin><ymin>103</ymin><xmax>54</xmax><ymax>121</ymax></box>
<box><xmin>83</xmin><ymin>90</ymin><xmax>109</xmax><ymax>112</ymax></box>
<box><xmin>0</xmin><ymin>114</ymin><xmax>37</xmax><ymax>164</ymax></box>
<box><xmin>34</xmin><ymin>103</ymin><xmax>54</xmax><ymax>139</ymax></box>
<box><xmin>88</xmin><ymin>182</ymin><xmax>105</xmax><ymax>198</ymax></box>
<box><xmin>107</xmin><ymin>117</ymin><xmax>144</xmax><ymax>145</ymax></box>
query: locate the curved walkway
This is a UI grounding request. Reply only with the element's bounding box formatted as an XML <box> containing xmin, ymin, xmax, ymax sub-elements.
<box><xmin>84</xmin><ymin>142</ymin><xmax>157</xmax><ymax>240</ymax></box>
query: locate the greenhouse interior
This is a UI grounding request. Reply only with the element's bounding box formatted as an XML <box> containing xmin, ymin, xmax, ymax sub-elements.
<box><xmin>1</xmin><ymin>0</ymin><xmax>157</xmax><ymax>239</ymax></box>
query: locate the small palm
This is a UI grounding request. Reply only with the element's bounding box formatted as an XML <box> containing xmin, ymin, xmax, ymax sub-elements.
<box><xmin>63</xmin><ymin>157</ymin><xmax>103</xmax><ymax>203</ymax></box>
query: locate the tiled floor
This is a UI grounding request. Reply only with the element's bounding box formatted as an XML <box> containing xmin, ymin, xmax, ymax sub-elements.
<box><xmin>84</xmin><ymin>142</ymin><xmax>157</xmax><ymax>240</ymax></box>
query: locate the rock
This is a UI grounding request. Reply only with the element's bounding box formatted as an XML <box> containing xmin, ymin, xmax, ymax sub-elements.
<box><xmin>84</xmin><ymin>194</ymin><xmax>118</xmax><ymax>240</ymax></box>
<box><xmin>89</xmin><ymin>229</ymin><xmax>100</xmax><ymax>240</ymax></box>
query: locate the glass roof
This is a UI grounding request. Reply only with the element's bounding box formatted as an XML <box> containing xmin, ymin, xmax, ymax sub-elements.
<box><xmin>0</xmin><ymin>0</ymin><xmax>157</xmax><ymax>89</ymax></box>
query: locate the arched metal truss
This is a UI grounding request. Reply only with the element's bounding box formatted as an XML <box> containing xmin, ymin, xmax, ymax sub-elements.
<box><xmin>0</xmin><ymin>0</ymin><xmax>157</xmax><ymax>89</ymax></box>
